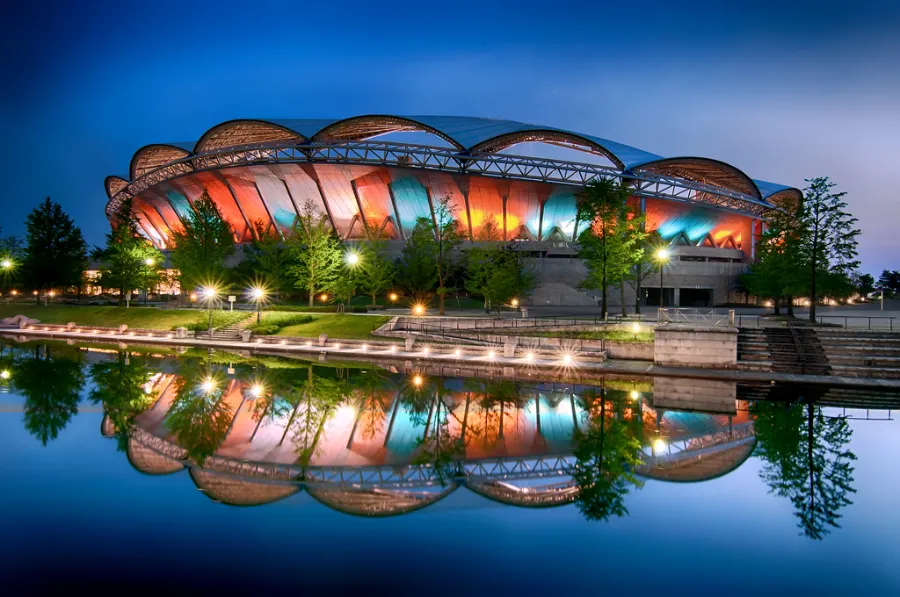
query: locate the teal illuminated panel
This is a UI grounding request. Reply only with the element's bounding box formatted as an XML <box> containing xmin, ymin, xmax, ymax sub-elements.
<box><xmin>385</xmin><ymin>401</ymin><xmax>428</xmax><ymax>456</ymax></box>
<box><xmin>252</xmin><ymin>166</ymin><xmax>299</xmax><ymax>234</ymax></box>
<box><xmin>389</xmin><ymin>177</ymin><xmax>434</xmax><ymax>233</ymax></box>
<box><xmin>541</xmin><ymin>193</ymin><xmax>578</xmax><ymax>240</ymax></box>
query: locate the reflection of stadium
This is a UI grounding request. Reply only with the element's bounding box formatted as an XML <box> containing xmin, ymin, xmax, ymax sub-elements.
<box><xmin>105</xmin><ymin>372</ymin><xmax>756</xmax><ymax>516</ymax></box>
<box><xmin>106</xmin><ymin>115</ymin><xmax>801</xmax><ymax>305</ymax></box>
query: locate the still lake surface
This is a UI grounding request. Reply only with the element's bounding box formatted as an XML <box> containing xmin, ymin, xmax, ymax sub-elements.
<box><xmin>1</xmin><ymin>342</ymin><xmax>898</xmax><ymax>594</ymax></box>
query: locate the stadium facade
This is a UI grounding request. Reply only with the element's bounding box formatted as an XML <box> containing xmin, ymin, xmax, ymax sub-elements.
<box><xmin>105</xmin><ymin>115</ymin><xmax>801</xmax><ymax>306</ymax></box>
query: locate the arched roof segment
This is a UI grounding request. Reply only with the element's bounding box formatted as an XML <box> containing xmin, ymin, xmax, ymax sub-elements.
<box><xmin>193</xmin><ymin>119</ymin><xmax>307</xmax><ymax>154</ymax></box>
<box><xmin>312</xmin><ymin>114</ymin><xmax>466</xmax><ymax>149</ymax></box>
<box><xmin>129</xmin><ymin>143</ymin><xmax>194</xmax><ymax>180</ymax></box>
<box><xmin>631</xmin><ymin>157</ymin><xmax>762</xmax><ymax>199</ymax></box>
<box><xmin>104</xmin><ymin>176</ymin><xmax>130</xmax><ymax>199</ymax></box>
<box><xmin>306</xmin><ymin>485</ymin><xmax>456</xmax><ymax>517</ymax></box>
<box><xmin>754</xmin><ymin>179</ymin><xmax>803</xmax><ymax>208</ymax></box>
<box><xmin>189</xmin><ymin>469</ymin><xmax>299</xmax><ymax>506</ymax></box>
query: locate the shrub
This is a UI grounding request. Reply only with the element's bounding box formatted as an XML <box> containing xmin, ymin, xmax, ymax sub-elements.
<box><xmin>178</xmin><ymin>310</ymin><xmax>248</xmax><ymax>332</ymax></box>
<box><xmin>247</xmin><ymin>312</ymin><xmax>315</xmax><ymax>335</ymax></box>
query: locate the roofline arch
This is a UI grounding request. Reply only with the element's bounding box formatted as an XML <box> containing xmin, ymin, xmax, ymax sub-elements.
<box><xmin>630</xmin><ymin>157</ymin><xmax>762</xmax><ymax>200</ymax></box>
<box><xmin>129</xmin><ymin>143</ymin><xmax>193</xmax><ymax>180</ymax></box>
<box><xmin>311</xmin><ymin>114</ymin><xmax>466</xmax><ymax>150</ymax></box>
<box><xmin>766</xmin><ymin>188</ymin><xmax>803</xmax><ymax>211</ymax></box>
<box><xmin>306</xmin><ymin>484</ymin><xmax>457</xmax><ymax>517</ymax></box>
<box><xmin>104</xmin><ymin>175</ymin><xmax>130</xmax><ymax>199</ymax></box>
<box><xmin>193</xmin><ymin>119</ymin><xmax>306</xmax><ymax>154</ymax></box>
<box><xmin>468</xmin><ymin>129</ymin><xmax>625</xmax><ymax>169</ymax></box>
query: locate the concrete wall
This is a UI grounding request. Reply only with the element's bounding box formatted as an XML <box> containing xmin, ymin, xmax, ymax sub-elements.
<box><xmin>654</xmin><ymin>324</ymin><xmax>738</xmax><ymax>368</ymax></box>
<box><xmin>651</xmin><ymin>377</ymin><xmax>737</xmax><ymax>414</ymax></box>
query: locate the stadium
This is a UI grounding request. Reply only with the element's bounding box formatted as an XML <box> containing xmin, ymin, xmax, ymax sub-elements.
<box><xmin>104</xmin><ymin>115</ymin><xmax>801</xmax><ymax>307</ymax></box>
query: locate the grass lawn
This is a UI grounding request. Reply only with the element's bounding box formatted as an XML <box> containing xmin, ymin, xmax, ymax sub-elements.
<box><xmin>275</xmin><ymin>314</ymin><xmax>391</xmax><ymax>339</ymax></box>
<box><xmin>539</xmin><ymin>329</ymin><xmax>655</xmax><ymax>343</ymax></box>
<box><xmin>0</xmin><ymin>304</ymin><xmax>220</xmax><ymax>330</ymax></box>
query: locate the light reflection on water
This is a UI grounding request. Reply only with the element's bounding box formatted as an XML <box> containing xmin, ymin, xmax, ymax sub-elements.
<box><xmin>0</xmin><ymin>342</ymin><xmax>898</xmax><ymax>593</ymax></box>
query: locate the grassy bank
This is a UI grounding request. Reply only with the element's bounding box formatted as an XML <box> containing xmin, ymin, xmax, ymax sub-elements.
<box><xmin>540</xmin><ymin>329</ymin><xmax>655</xmax><ymax>343</ymax></box>
<box><xmin>275</xmin><ymin>314</ymin><xmax>391</xmax><ymax>339</ymax></box>
<box><xmin>0</xmin><ymin>304</ymin><xmax>214</xmax><ymax>330</ymax></box>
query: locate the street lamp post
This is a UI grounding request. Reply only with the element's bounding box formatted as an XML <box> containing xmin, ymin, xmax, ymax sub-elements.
<box><xmin>655</xmin><ymin>248</ymin><xmax>670</xmax><ymax>309</ymax></box>
<box><xmin>202</xmin><ymin>287</ymin><xmax>218</xmax><ymax>337</ymax></box>
<box><xmin>250</xmin><ymin>287</ymin><xmax>266</xmax><ymax>323</ymax></box>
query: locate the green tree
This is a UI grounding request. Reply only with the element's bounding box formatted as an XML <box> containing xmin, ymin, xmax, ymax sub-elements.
<box><xmin>22</xmin><ymin>197</ymin><xmax>88</xmax><ymax>298</ymax></box>
<box><xmin>853</xmin><ymin>273</ymin><xmax>875</xmax><ymax>297</ymax></box>
<box><xmin>169</xmin><ymin>192</ymin><xmax>235</xmax><ymax>293</ymax></box>
<box><xmin>431</xmin><ymin>196</ymin><xmax>465</xmax><ymax>314</ymax></box>
<box><xmin>742</xmin><ymin>193</ymin><xmax>806</xmax><ymax>315</ymax></box>
<box><xmin>88</xmin><ymin>351</ymin><xmax>155</xmax><ymax>451</ymax></box>
<box><xmin>356</xmin><ymin>225</ymin><xmax>396</xmax><ymax>306</ymax></box>
<box><xmin>15</xmin><ymin>347</ymin><xmax>85</xmax><ymax>445</ymax></box>
<box><xmin>576</xmin><ymin>179</ymin><xmax>645</xmax><ymax>318</ymax></box>
<box><xmin>93</xmin><ymin>198</ymin><xmax>163</xmax><ymax>303</ymax></box>
<box><xmin>572</xmin><ymin>390</ymin><xmax>643</xmax><ymax>521</ymax></box>
<box><xmin>877</xmin><ymin>270</ymin><xmax>900</xmax><ymax>295</ymax></box>
<box><xmin>237</xmin><ymin>220</ymin><xmax>292</xmax><ymax>299</ymax></box>
<box><xmin>752</xmin><ymin>399</ymin><xmax>857</xmax><ymax>540</ymax></box>
<box><xmin>286</xmin><ymin>200</ymin><xmax>344</xmax><ymax>307</ymax></box>
<box><xmin>797</xmin><ymin>177</ymin><xmax>860</xmax><ymax>323</ymax></box>
<box><xmin>164</xmin><ymin>359</ymin><xmax>233</xmax><ymax>464</ymax></box>
<box><xmin>464</xmin><ymin>243</ymin><xmax>536</xmax><ymax>312</ymax></box>
<box><xmin>395</xmin><ymin>218</ymin><xmax>438</xmax><ymax>302</ymax></box>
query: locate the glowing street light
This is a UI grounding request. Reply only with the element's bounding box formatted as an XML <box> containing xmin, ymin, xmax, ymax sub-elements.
<box><xmin>413</xmin><ymin>304</ymin><xmax>425</xmax><ymax>316</ymax></box>
<box><xmin>412</xmin><ymin>374</ymin><xmax>424</xmax><ymax>388</ymax></box>
<box><xmin>0</xmin><ymin>370</ymin><xmax>10</xmax><ymax>380</ymax></box>
<box><xmin>201</xmin><ymin>286</ymin><xmax>219</xmax><ymax>336</ymax></box>
<box><xmin>1</xmin><ymin>259</ymin><xmax>11</xmax><ymax>269</ymax></box>
<box><xmin>144</xmin><ymin>258</ymin><xmax>155</xmax><ymax>266</ymax></box>
<box><xmin>201</xmin><ymin>377</ymin><xmax>217</xmax><ymax>394</ymax></box>
<box><xmin>346</xmin><ymin>252</ymin><xmax>360</xmax><ymax>266</ymax></box>
<box><xmin>319</xmin><ymin>293</ymin><xmax>329</xmax><ymax>302</ymax></box>
<box><xmin>249</xmin><ymin>286</ymin><xmax>267</xmax><ymax>323</ymax></box>
<box><xmin>249</xmin><ymin>383</ymin><xmax>264</xmax><ymax>399</ymax></box>
<box><xmin>389</xmin><ymin>292</ymin><xmax>399</xmax><ymax>303</ymax></box>
<box><xmin>510</xmin><ymin>298</ymin><xmax>519</xmax><ymax>308</ymax></box>
<box><xmin>630</xmin><ymin>390</ymin><xmax>640</xmax><ymax>400</ymax></box>
<box><xmin>655</xmin><ymin>248</ymin><xmax>671</xmax><ymax>308</ymax></box>
<box><xmin>653</xmin><ymin>438</ymin><xmax>667</xmax><ymax>454</ymax></box>
<box><xmin>524</xmin><ymin>351</ymin><xmax>534</xmax><ymax>362</ymax></box>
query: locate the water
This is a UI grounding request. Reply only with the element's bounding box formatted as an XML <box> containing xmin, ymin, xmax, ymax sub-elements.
<box><xmin>1</xmin><ymin>342</ymin><xmax>899</xmax><ymax>594</ymax></box>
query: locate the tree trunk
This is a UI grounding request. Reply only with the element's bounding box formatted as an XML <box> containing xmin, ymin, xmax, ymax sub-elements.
<box><xmin>773</xmin><ymin>298</ymin><xmax>781</xmax><ymax>316</ymax></box>
<box><xmin>371</xmin><ymin>293</ymin><xmax>376</xmax><ymax>307</ymax></box>
<box><xmin>308</xmin><ymin>289</ymin><xmax>314</xmax><ymax>307</ymax></box>
<box><xmin>635</xmin><ymin>267</ymin><xmax>642</xmax><ymax>315</ymax></box>
<box><xmin>787</xmin><ymin>296</ymin><xmax>795</xmax><ymax>318</ymax></box>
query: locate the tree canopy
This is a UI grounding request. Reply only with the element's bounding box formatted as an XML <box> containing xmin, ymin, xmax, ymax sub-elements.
<box><xmin>22</xmin><ymin>197</ymin><xmax>88</xmax><ymax>294</ymax></box>
<box><xmin>285</xmin><ymin>200</ymin><xmax>344</xmax><ymax>306</ymax></box>
<box><xmin>169</xmin><ymin>192</ymin><xmax>235</xmax><ymax>293</ymax></box>
<box><xmin>93</xmin><ymin>198</ymin><xmax>163</xmax><ymax>302</ymax></box>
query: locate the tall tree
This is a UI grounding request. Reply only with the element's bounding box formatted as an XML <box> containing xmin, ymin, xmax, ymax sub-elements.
<box><xmin>877</xmin><ymin>270</ymin><xmax>900</xmax><ymax>295</ymax></box>
<box><xmin>431</xmin><ymin>195</ymin><xmax>465</xmax><ymax>315</ymax></box>
<box><xmin>88</xmin><ymin>351</ymin><xmax>155</xmax><ymax>451</ymax></box>
<box><xmin>465</xmin><ymin>243</ymin><xmax>536</xmax><ymax>312</ymax></box>
<box><xmin>797</xmin><ymin>177</ymin><xmax>860</xmax><ymax>323</ymax></box>
<box><xmin>237</xmin><ymin>220</ymin><xmax>292</xmax><ymax>299</ymax></box>
<box><xmin>395</xmin><ymin>218</ymin><xmax>438</xmax><ymax>302</ymax></box>
<box><xmin>572</xmin><ymin>390</ymin><xmax>643</xmax><ymax>521</ymax></box>
<box><xmin>169</xmin><ymin>192</ymin><xmax>235</xmax><ymax>293</ymax></box>
<box><xmin>752</xmin><ymin>399</ymin><xmax>856</xmax><ymax>540</ymax></box>
<box><xmin>576</xmin><ymin>179</ymin><xmax>645</xmax><ymax>318</ymax></box>
<box><xmin>356</xmin><ymin>228</ymin><xmax>395</xmax><ymax>306</ymax></box>
<box><xmin>93</xmin><ymin>198</ymin><xmax>163</xmax><ymax>303</ymax></box>
<box><xmin>286</xmin><ymin>200</ymin><xmax>344</xmax><ymax>306</ymax></box>
<box><xmin>22</xmin><ymin>197</ymin><xmax>88</xmax><ymax>297</ymax></box>
<box><xmin>15</xmin><ymin>347</ymin><xmax>85</xmax><ymax>445</ymax></box>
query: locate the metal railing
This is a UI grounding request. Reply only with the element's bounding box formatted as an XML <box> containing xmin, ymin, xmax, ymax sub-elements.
<box><xmin>736</xmin><ymin>314</ymin><xmax>900</xmax><ymax>331</ymax></box>
<box><xmin>657</xmin><ymin>308</ymin><xmax>735</xmax><ymax>326</ymax></box>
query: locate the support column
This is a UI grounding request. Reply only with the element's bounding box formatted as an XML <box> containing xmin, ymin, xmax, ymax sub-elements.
<box><xmin>253</xmin><ymin>181</ymin><xmax>285</xmax><ymax>240</ymax></box>
<box><xmin>349</xmin><ymin>179</ymin><xmax>369</xmax><ymax>232</ymax></box>
<box><xmin>384</xmin><ymin>175</ymin><xmax>405</xmax><ymax>240</ymax></box>
<box><xmin>673</xmin><ymin>287</ymin><xmax>681</xmax><ymax>307</ymax></box>
<box><xmin>750</xmin><ymin>218</ymin><xmax>758</xmax><ymax>261</ymax></box>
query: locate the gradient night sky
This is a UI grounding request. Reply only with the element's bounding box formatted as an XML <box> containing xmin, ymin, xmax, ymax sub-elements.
<box><xmin>2</xmin><ymin>1</ymin><xmax>898</xmax><ymax>273</ymax></box>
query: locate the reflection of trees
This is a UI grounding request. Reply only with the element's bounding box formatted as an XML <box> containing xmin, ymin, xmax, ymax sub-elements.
<box><xmin>286</xmin><ymin>365</ymin><xmax>349</xmax><ymax>466</ymax></box>
<box><xmin>15</xmin><ymin>346</ymin><xmax>85</xmax><ymax>446</ymax></box>
<box><xmin>164</xmin><ymin>358</ymin><xmax>232</xmax><ymax>464</ymax></box>
<box><xmin>463</xmin><ymin>378</ymin><xmax>526</xmax><ymax>447</ymax></box>
<box><xmin>89</xmin><ymin>351</ymin><xmax>154</xmax><ymax>451</ymax></box>
<box><xmin>572</xmin><ymin>390</ymin><xmax>643</xmax><ymax>522</ymax></box>
<box><xmin>752</xmin><ymin>400</ymin><xmax>856</xmax><ymax>540</ymax></box>
<box><xmin>412</xmin><ymin>377</ymin><xmax>463</xmax><ymax>483</ymax></box>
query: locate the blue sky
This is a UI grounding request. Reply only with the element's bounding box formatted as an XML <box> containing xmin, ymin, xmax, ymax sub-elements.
<box><xmin>2</xmin><ymin>0</ymin><xmax>898</xmax><ymax>273</ymax></box>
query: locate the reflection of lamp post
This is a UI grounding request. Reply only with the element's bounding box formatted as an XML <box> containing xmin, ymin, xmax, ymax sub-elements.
<box><xmin>655</xmin><ymin>248</ymin><xmax>670</xmax><ymax>308</ymax></box>
<box><xmin>250</xmin><ymin>287</ymin><xmax>266</xmax><ymax>323</ymax></box>
<box><xmin>0</xmin><ymin>258</ymin><xmax>11</xmax><ymax>297</ymax></box>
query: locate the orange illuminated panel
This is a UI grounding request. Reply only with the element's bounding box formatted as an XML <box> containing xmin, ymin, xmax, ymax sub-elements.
<box><xmin>417</xmin><ymin>172</ymin><xmax>469</xmax><ymax>238</ymax></box>
<box><xmin>220</xmin><ymin>169</ymin><xmax>275</xmax><ymax>235</ymax></box>
<box><xmin>506</xmin><ymin>180</ymin><xmax>544</xmax><ymax>240</ymax></box>
<box><xmin>352</xmin><ymin>170</ymin><xmax>398</xmax><ymax>238</ymax></box>
<box><xmin>272</xmin><ymin>164</ymin><xmax>331</xmax><ymax>224</ymax></box>
<box><xmin>140</xmin><ymin>188</ymin><xmax>184</xmax><ymax>235</ymax></box>
<box><xmin>173</xmin><ymin>173</ymin><xmax>247</xmax><ymax>242</ymax></box>
<box><xmin>133</xmin><ymin>197</ymin><xmax>172</xmax><ymax>245</ymax></box>
<box><xmin>251</xmin><ymin>165</ymin><xmax>300</xmax><ymax>236</ymax></box>
<box><xmin>133</xmin><ymin>209</ymin><xmax>167</xmax><ymax>248</ymax></box>
<box><xmin>312</xmin><ymin>165</ymin><xmax>362</xmax><ymax>238</ymax></box>
<box><xmin>467</xmin><ymin>178</ymin><xmax>505</xmax><ymax>239</ymax></box>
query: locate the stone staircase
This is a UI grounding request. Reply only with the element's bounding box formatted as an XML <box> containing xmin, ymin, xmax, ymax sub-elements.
<box><xmin>200</xmin><ymin>314</ymin><xmax>254</xmax><ymax>341</ymax></box>
<box><xmin>763</xmin><ymin>327</ymin><xmax>831</xmax><ymax>376</ymax></box>
<box><xmin>738</xmin><ymin>383</ymin><xmax>900</xmax><ymax>410</ymax></box>
<box><xmin>815</xmin><ymin>330</ymin><xmax>900</xmax><ymax>379</ymax></box>
<box><xmin>737</xmin><ymin>328</ymin><xmax>771</xmax><ymax>371</ymax></box>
